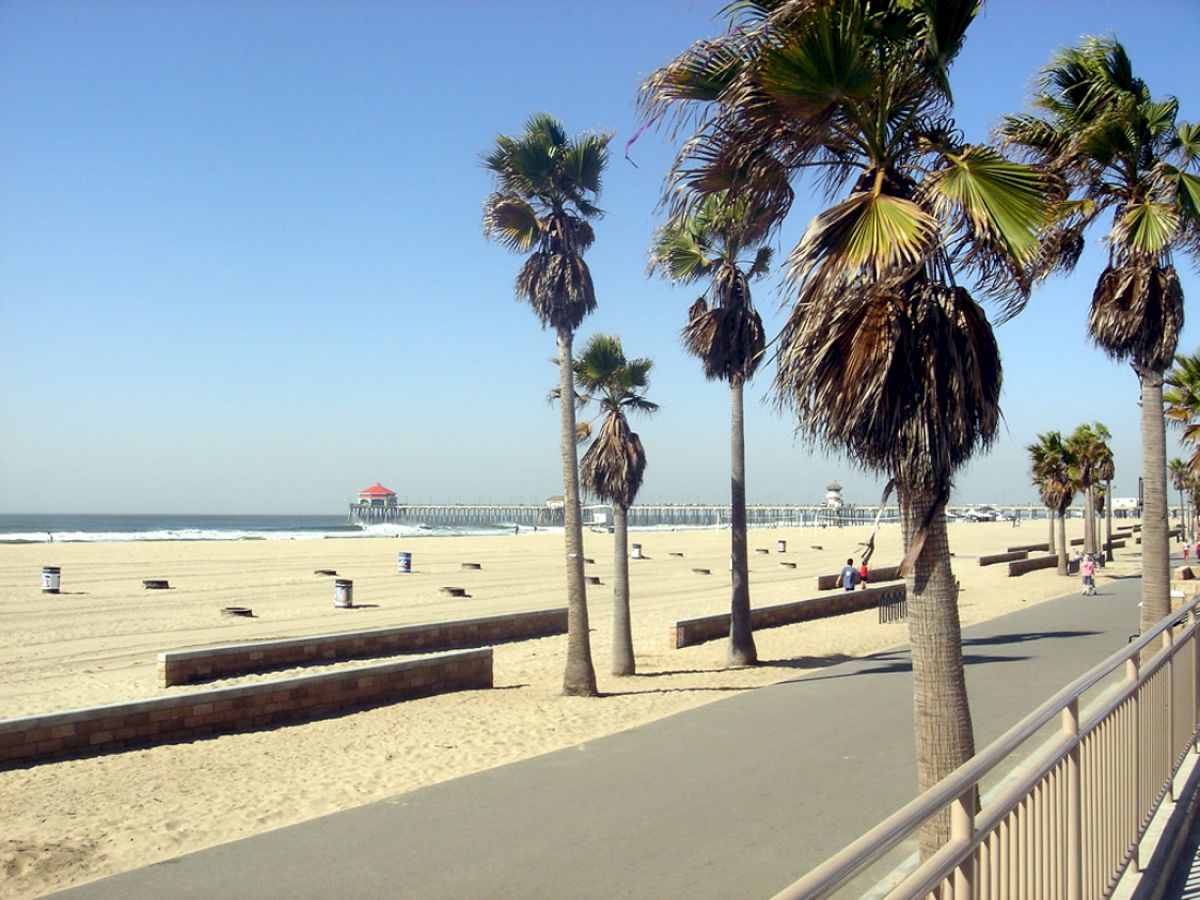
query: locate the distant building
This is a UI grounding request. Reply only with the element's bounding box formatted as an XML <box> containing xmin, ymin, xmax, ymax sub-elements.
<box><xmin>357</xmin><ymin>483</ymin><xmax>399</xmax><ymax>508</ymax></box>
<box><xmin>825</xmin><ymin>482</ymin><xmax>844</xmax><ymax>510</ymax></box>
<box><xmin>1111</xmin><ymin>497</ymin><xmax>1140</xmax><ymax>513</ymax></box>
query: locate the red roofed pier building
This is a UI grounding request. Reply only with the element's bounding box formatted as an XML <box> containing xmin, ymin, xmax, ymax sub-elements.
<box><xmin>357</xmin><ymin>483</ymin><xmax>399</xmax><ymax>508</ymax></box>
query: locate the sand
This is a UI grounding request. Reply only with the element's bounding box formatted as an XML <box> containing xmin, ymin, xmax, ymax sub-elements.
<box><xmin>0</xmin><ymin>518</ymin><xmax>1131</xmax><ymax>896</ymax></box>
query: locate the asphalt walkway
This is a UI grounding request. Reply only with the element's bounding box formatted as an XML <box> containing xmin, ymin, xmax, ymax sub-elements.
<box><xmin>57</xmin><ymin>572</ymin><xmax>1145</xmax><ymax>899</ymax></box>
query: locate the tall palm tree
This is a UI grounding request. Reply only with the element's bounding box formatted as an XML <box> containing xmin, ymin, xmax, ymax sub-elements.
<box><xmin>1068</xmin><ymin>423</ymin><xmax>1106</xmax><ymax>554</ymax></box>
<box><xmin>1002</xmin><ymin>37</ymin><xmax>1200</xmax><ymax>634</ymax></box>
<box><xmin>649</xmin><ymin>193</ymin><xmax>772</xmax><ymax>666</ymax></box>
<box><xmin>1029</xmin><ymin>432</ymin><xmax>1078</xmax><ymax>575</ymax></box>
<box><xmin>643</xmin><ymin>0</ymin><xmax>1051</xmax><ymax>855</ymax></box>
<box><xmin>1166</xmin><ymin>352</ymin><xmax>1200</xmax><ymax>471</ymax></box>
<box><xmin>1092</xmin><ymin>424</ymin><xmax>1116</xmax><ymax>560</ymax></box>
<box><xmin>1169</xmin><ymin>457</ymin><xmax>1191</xmax><ymax>541</ymax></box>
<box><xmin>573</xmin><ymin>334</ymin><xmax>658</xmax><ymax>676</ymax></box>
<box><xmin>482</xmin><ymin>113</ymin><xmax>612</xmax><ymax>696</ymax></box>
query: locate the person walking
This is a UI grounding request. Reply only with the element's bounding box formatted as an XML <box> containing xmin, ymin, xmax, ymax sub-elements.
<box><xmin>840</xmin><ymin>558</ymin><xmax>860</xmax><ymax>592</ymax></box>
<box><xmin>858</xmin><ymin>561</ymin><xmax>869</xmax><ymax>590</ymax></box>
<box><xmin>1080</xmin><ymin>554</ymin><xmax>1096</xmax><ymax>596</ymax></box>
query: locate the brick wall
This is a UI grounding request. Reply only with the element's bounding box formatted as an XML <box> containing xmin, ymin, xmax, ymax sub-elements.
<box><xmin>671</xmin><ymin>584</ymin><xmax>906</xmax><ymax>649</ymax></box>
<box><xmin>159</xmin><ymin>607</ymin><xmax>565</xmax><ymax>687</ymax></box>
<box><xmin>0</xmin><ymin>649</ymin><xmax>492</xmax><ymax>769</ymax></box>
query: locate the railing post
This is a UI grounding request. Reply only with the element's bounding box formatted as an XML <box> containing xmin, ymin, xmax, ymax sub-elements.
<box><xmin>1127</xmin><ymin>657</ymin><xmax>1141</xmax><ymax>872</ymax></box>
<box><xmin>951</xmin><ymin>790</ymin><xmax>975</xmax><ymax>899</ymax></box>
<box><xmin>1063</xmin><ymin>698</ymin><xmax>1082</xmax><ymax>900</ymax></box>
<box><xmin>1194</xmin><ymin>608</ymin><xmax>1200</xmax><ymax>753</ymax></box>
<box><xmin>1165</xmin><ymin>628</ymin><xmax>1176</xmax><ymax>802</ymax></box>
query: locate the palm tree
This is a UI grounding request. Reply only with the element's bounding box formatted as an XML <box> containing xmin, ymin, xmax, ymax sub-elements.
<box><xmin>1002</xmin><ymin>37</ymin><xmax>1200</xmax><ymax>635</ymax></box>
<box><xmin>1170</xmin><ymin>457</ymin><xmax>1191</xmax><ymax>541</ymax></box>
<box><xmin>643</xmin><ymin>1</ymin><xmax>1051</xmax><ymax>855</ymax></box>
<box><xmin>1029</xmin><ymin>432</ymin><xmax>1078</xmax><ymax>576</ymax></box>
<box><xmin>482</xmin><ymin>113</ymin><xmax>612</xmax><ymax>696</ymax></box>
<box><xmin>1068</xmin><ymin>423</ymin><xmax>1106</xmax><ymax>554</ymax></box>
<box><xmin>1092</xmin><ymin>424</ymin><xmax>1116</xmax><ymax>560</ymax></box>
<box><xmin>573</xmin><ymin>334</ymin><xmax>658</xmax><ymax>676</ymax></box>
<box><xmin>649</xmin><ymin>193</ymin><xmax>772</xmax><ymax>666</ymax></box>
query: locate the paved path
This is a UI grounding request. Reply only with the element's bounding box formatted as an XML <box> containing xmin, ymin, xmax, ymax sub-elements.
<box><xmin>58</xmin><ymin>573</ymin><xmax>1144</xmax><ymax>899</ymax></box>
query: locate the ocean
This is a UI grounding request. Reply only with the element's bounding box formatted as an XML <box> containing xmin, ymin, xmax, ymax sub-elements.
<box><xmin>0</xmin><ymin>513</ymin><xmax>538</xmax><ymax>544</ymax></box>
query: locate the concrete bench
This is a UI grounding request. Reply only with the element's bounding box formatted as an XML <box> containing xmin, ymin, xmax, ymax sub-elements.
<box><xmin>0</xmin><ymin>649</ymin><xmax>492</xmax><ymax>769</ymax></box>
<box><xmin>159</xmin><ymin>607</ymin><xmax>565</xmax><ymax>687</ymax></box>
<box><xmin>815</xmin><ymin>565</ymin><xmax>902</xmax><ymax>591</ymax></box>
<box><xmin>670</xmin><ymin>584</ymin><xmax>907</xmax><ymax>649</ymax></box>
<box><xmin>981</xmin><ymin>550</ymin><xmax>1029</xmax><ymax>566</ymax></box>
<box><xmin>1007</xmin><ymin>555</ymin><xmax>1060</xmax><ymax>577</ymax></box>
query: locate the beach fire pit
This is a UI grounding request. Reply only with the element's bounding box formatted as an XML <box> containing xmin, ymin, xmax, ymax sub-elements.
<box><xmin>142</xmin><ymin>579</ymin><xmax>171</xmax><ymax>590</ymax></box>
<box><xmin>314</xmin><ymin>569</ymin><xmax>337</xmax><ymax>576</ymax></box>
<box><xmin>691</xmin><ymin>568</ymin><xmax>711</xmax><ymax>576</ymax></box>
<box><xmin>440</xmin><ymin>586</ymin><xmax>468</xmax><ymax>598</ymax></box>
<box><xmin>585</xmin><ymin>575</ymin><xmax>602</xmax><ymax>585</ymax></box>
<box><xmin>221</xmin><ymin>607</ymin><xmax>253</xmax><ymax>617</ymax></box>
<box><xmin>461</xmin><ymin>562</ymin><xmax>482</xmax><ymax>570</ymax></box>
<box><xmin>669</xmin><ymin>552</ymin><xmax>684</xmax><ymax>557</ymax></box>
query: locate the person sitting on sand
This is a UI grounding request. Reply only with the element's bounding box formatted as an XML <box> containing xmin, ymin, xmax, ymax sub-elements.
<box><xmin>840</xmin><ymin>558</ymin><xmax>860</xmax><ymax>591</ymax></box>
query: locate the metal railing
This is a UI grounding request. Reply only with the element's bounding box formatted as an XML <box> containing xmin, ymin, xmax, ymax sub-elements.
<box><xmin>772</xmin><ymin>593</ymin><xmax>1200</xmax><ymax>899</ymax></box>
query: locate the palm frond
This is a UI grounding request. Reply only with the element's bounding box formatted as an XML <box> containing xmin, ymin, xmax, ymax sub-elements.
<box><xmin>787</xmin><ymin>187</ymin><xmax>939</xmax><ymax>295</ymax></box>
<box><xmin>1089</xmin><ymin>262</ymin><xmax>1184</xmax><ymax>370</ymax></box>
<box><xmin>482</xmin><ymin>194</ymin><xmax>541</xmax><ymax>252</ymax></box>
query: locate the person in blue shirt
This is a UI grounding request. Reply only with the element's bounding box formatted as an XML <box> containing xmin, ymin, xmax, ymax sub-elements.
<box><xmin>840</xmin><ymin>558</ymin><xmax>860</xmax><ymax>591</ymax></box>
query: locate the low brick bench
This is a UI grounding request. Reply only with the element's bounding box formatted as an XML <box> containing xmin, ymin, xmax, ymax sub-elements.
<box><xmin>980</xmin><ymin>550</ymin><xmax>1029</xmax><ymax>566</ymax></box>
<box><xmin>670</xmin><ymin>584</ymin><xmax>907</xmax><ymax>649</ymax></box>
<box><xmin>1007</xmin><ymin>542</ymin><xmax>1049</xmax><ymax>553</ymax></box>
<box><xmin>0</xmin><ymin>649</ymin><xmax>492</xmax><ymax>769</ymax></box>
<box><xmin>815</xmin><ymin>565</ymin><xmax>902</xmax><ymax>591</ymax></box>
<box><xmin>1007</xmin><ymin>555</ymin><xmax>1059</xmax><ymax>577</ymax></box>
<box><xmin>159</xmin><ymin>607</ymin><xmax>566</xmax><ymax>687</ymax></box>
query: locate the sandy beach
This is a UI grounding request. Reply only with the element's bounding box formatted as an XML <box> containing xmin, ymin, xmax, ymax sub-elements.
<box><xmin>0</xmin><ymin>519</ymin><xmax>1129</xmax><ymax>896</ymax></box>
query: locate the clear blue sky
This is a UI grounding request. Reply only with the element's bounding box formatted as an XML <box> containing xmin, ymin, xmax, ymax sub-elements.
<box><xmin>2</xmin><ymin>0</ymin><xmax>1197</xmax><ymax>514</ymax></box>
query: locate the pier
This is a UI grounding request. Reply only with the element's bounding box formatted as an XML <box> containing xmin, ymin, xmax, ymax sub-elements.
<box><xmin>346</xmin><ymin>503</ymin><xmax>1094</xmax><ymax>530</ymax></box>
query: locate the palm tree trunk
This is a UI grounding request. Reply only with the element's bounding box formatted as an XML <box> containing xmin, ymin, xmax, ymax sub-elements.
<box><xmin>611</xmin><ymin>503</ymin><xmax>635</xmax><ymax>676</ymax></box>
<box><xmin>1140</xmin><ymin>369</ymin><xmax>1171</xmax><ymax>633</ymax></box>
<box><xmin>1086</xmin><ymin>486</ymin><xmax>1098</xmax><ymax>555</ymax></box>
<box><xmin>556</xmin><ymin>327</ymin><xmax>597</xmax><ymax>696</ymax></box>
<box><xmin>728</xmin><ymin>381</ymin><xmax>757</xmax><ymax>666</ymax></box>
<box><xmin>1057</xmin><ymin>512</ymin><xmax>1068</xmax><ymax>576</ymax></box>
<box><xmin>1105</xmin><ymin>479</ymin><xmax>1114</xmax><ymax>562</ymax></box>
<box><xmin>1047</xmin><ymin>507</ymin><xmax>1055</xmax><ymax>555</ymax></box>
<box><xmin>901</xmin><ymin>484</ymin><xmax>977</xmax><ymax>858</ymax></box>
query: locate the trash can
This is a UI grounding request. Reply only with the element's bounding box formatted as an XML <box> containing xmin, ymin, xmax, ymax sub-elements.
<box><xmin>42</xmin><ymin>566</ymin><xmax>61</xmax><ymax>594</ymax></box>
<box><xmin>334</xmin><ymin>579</ymin><xmax>354</xmax><ymax>608</ymax></box>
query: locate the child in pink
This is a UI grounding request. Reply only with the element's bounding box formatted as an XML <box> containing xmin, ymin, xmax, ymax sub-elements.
<box><xmin>1081</xmin><ymin>555</ymin><xmax>1096</xmax><ymax>596</ymax></box>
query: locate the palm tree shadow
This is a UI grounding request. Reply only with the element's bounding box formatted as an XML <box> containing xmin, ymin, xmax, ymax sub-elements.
<box><xmin>786</xmin><ymin>650</ymin><xmax>1030</xmax><ymax>683</ymax></box>
<box><xmin>963</xmin><ymin>629</ymin><xmax>1098</xmax><ymax>647</ymax></box>
<box><xmin>599</xmin><ymin>686</ymin><xmax>749</xmax><ymax>697</ymax></box>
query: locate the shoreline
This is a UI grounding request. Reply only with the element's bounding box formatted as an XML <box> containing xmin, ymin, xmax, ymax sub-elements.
<box><xmin>0</xmin><ymin>519</ymin><xmax>1129</xmax><ymax>896</ymax></box>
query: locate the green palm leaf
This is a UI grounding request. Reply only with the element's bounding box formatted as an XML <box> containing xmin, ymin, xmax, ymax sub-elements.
<box><xmin>789</xmin><ymin>189</ymin><xmax>938</xmax><ymax>289</ymax></box>
<box><xmin>1118</xmin><ymin>199</ymin><xmax>1180</xmax><ymax>256</ymax></box>
<box><xmin>926</xmin><ymin>147</ymin><xmax>1049</xmax><ymax>264</ymax></box>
